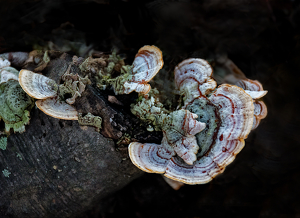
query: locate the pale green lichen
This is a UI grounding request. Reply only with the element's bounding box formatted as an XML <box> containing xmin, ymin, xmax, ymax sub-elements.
<box><xmin>2</xmin><ymin>169</ymin><xmax>11</xmax><ymax>177</ymax></box>
<box><xmin>116</xmin><ymin>133</ymin><xmax>131</xmax><ymax>146</ymax></box>
<box><xmin>0</xmin><ymin>80</ymin><xmax>34</xmax><ymax>133</ymax></box>
<box><xmin>59</xmin><ymin>65</ymin><xmax>91</xmax><ymax>104</ymax></box>
<box><xmin>130</xmin><ymin>89</ymin><xmax>168</xmax><ymax>131</ymax></box>
<box><xmin>0</xmin><ymin>136</ymin><xmax>7</xmax><ymax>150</ymax></box>
<box><xmin>88</xmin><ymin>51</ymin><xmax>134</xmax><ymax>94</ymax></box>
<box><xmin>16</xmin><ymin>152</ymin><xmax>23</xmax><ymax>160</ymax></box>
<box><xmin>78</xmin><ymin>112</ymin><xmax>102</xmax><ymax>132</ymax></box>
<box><xmin>130</xmin><ymin>89</ymin><xmax>194</xmax><ymax>140</ymax></box>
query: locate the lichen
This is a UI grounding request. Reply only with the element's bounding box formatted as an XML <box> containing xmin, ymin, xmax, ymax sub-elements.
<box><xmin>59</xmin><ymin>64</ymin><xmax>91</xmax><ymax>104</ymax></box>
<box><xmin>130</xmin><ymin>89</ymin><xmax>168</xmax><ymax>131</ymax></box>
<box><xmin>0</xmin><ymin>136</ymin><xmax>7</xmax><ymax>150</ymax></box>
<box><xmin>0</xmin><ymin>80</ymin><xmax>34</xmax><ymax>133</ymax></box>
<box><xmin>80</xmin><ymin>50</ymin><xmax>136</xmax><ymax>94</ymax></box>
<box><xmin>16</xmin><ymin>152</ymin><xmax>23</xmax><ymax>160</ymax></box>
<box><xmin>2</xmin><ymin>169</ymin><xmax>11</xmax><ymax>177</ymax></box>
<box><xmin>78</xmin><ymin>112</ymin><xmax>102</xmax><ymax>132</ymax></box>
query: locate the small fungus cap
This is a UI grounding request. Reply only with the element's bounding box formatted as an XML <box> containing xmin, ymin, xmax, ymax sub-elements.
<box><xmin>0</xmin><ymin>58</ymin><xmax>10</xmax><ymax>69</ymax></box>
<box><xmin>36</xmin><ymin>97</ymin><xmax>78</xmax><ymax>120</ymax></box>
<box><xmin>236</xmin><ymin>79</ymin><xmax>267</xmax><ymax>99</ymax></box>
<box><xmin>19</xmin><ymin>69</ymin><xmax>58</xmax><ymax>99</ymax></box>
<box><xmin>123</xmin><ymin>45</ymin><xmax>164</xmax><ymax>94</ymax></box>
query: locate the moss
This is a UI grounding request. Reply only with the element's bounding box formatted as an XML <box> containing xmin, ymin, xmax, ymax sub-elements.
<box><xmin>0</xmin><ymin>136</ymin><xmax>7</xmax><ymax>150</ymax></box>
<box><xmin>2</xmin><ymin>169</ymin><xmax>11</xmax><ymax>177</ymax></box>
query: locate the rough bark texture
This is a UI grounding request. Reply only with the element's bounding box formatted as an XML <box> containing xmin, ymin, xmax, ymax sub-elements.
<box><xmin>0</xmin><ymin>54</ymin><xmax>150</xmax><ymax>218</ymax></box>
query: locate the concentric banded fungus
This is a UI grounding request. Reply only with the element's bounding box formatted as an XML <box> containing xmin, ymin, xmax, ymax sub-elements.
<box><xmin>130</xmin><ymin>104</ymin><xmax>206</xmax><ymax>166</ymax></box>
<box><xmin>19</xmin><ymin>69</ymin><xmax>79</xmax><ymax>120</ymax></box>
<box><xmin>129</xmin><ymin>58</ymin><xmax>256</xmax><ymax>184</ymax></box>
<box><xmin>111</xmin><ymin>45</ymin><xmax>163</xmax><ymax>95</ymax></box>
<box><xmin>236</xmin><ymin>79</ymin><xmax>268</xmax><ymax>130</ymax></box>
<box><xmin>174</xmin><ymin>58</ymin><xmax>216</xmax><ymax>106</ymax></box>
<box><xmin>236</xmin><ymin>79</ymin><xmax>267</xmax><ymax>99</ymax></box>
<box><xmin>36</xmin><ymin>97</ymin><xmax>78</xmax><ymax>120</ymax></box>
<box><xmin>123</xmin><ymin>45</ymin><xmax>163</xmax><ymax>94</ymax></box>
<box><xmin>19</xmin><ymin>69</ymin><xmax>58</xmax><ymax>99</ymax></box>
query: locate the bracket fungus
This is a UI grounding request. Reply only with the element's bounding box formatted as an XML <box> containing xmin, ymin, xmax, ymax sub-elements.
<box><xmin>19</xmin><ymin>69</ymin><xmax>78</xmax><ymax>120</ymax></box>
<box><xmin>236</xmin><ymin>79</ymin><xmax>268</xmax><ymax>130</ymax></box>
<box><xmin>129</xmin><ymin>58</ymin><xmax>267</xmax><ymax>184</ymax></box>
<box><xmin>97</xmin><ymin>45</ymin><xmax>163</xmax><ymax>95</ymax></box>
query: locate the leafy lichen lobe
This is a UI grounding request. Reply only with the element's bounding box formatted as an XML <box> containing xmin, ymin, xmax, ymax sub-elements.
<box><xmin>0</xmin><ymin>80</ymin><xmax>34</xmax><ymax>133</ymax></box>
<box><xmin>2</xmin><ymin>169</ymin><xmax>11</xmax><ymax>177</ymax></box>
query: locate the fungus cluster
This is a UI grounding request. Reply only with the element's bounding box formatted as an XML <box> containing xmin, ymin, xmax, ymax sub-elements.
<box><xmin>0</xmin><ymin>46</ymin><xmax>268</xmax><ymax>186</ymax></box>
<box><xmin>19</xmin><ymin>69</ymin><xmax>79</xmax><ymax>120</ymax></box>
<box><xmin>129</xmin><ymin>57</ymin><xmax>268</xmax><ymax>184</ymax></box>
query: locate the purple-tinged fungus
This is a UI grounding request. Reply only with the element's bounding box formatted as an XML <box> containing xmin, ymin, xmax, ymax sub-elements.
<box><xmin>36</xmin><ymin>97</ymin><xmax>78</xmax><ymax>120</ymax></box>
<box><xmin>129</xmin><ymin>58</ymin><xmax>257</xmax><ymax>184</ymax></box>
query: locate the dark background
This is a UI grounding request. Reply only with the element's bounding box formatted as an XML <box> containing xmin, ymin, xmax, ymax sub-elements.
<box><xmin>1</xmin><ymin>0</ymin><xmax>300</xmax><ymax>217</ymax></box>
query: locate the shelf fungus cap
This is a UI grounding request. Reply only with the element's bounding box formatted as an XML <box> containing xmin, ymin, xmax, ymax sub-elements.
<box><xmin>19</xmin><ymin>69</ymin><xmax>58</xmax><ymax>99</ymax></box>
<box><xmin>174</xmin><ymin>58</ymin><xmax>216</xmax><ymax>105</ymax></box>
<box><xmin>129</xmin><ymin>83</ymin><xmax>254</xmax><ymax>184</ymax></box>
<box><xmin>0</xmin><ymin>69</ymin><xmax>19</xmax><ymax>84</ymax></box>
<box><xmin>123</xmin><ymin>45</ymin><xmax>163</xmax><ymax>94</ymax></box>
<box><xmin>0</xmin><ymin>58</ymin><xmax>11</xmax><ymax>69</ymax></box>
<box><xmin>236</xmin><ymin>79</ymin><xmax>268</xmax><ymax>129</ymax></box>
<box><xmin>252</xmin><ymin>100</ymin><xmax>267</xmax><ymax>130</ymax></box>
<box><xmin>36</xmin><ymin>97</ymin><xmax>78</xmax><ymax>120</ymax></box>
<box><xmin>236</xmin><ymin>79</ymin><xmax>267</xmax><ymax>99</ymax></box>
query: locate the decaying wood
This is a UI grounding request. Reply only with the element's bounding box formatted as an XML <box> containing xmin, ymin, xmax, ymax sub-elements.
<box><xmin>0</xmin><ymin>53</ymin><xmax>162</xmax><ymax>217</ymax></box>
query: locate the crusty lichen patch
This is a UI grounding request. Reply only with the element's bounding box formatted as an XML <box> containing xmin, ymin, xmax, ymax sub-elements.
<box><xmin>130</xmin><ymin>89</ymin><xmax>168</xmax><ymax>131</ymax></box>
<box><xmin>2</xmin><ymin>169</ymin><xmax>11</xmax><ymax>177</ymax></box>
<box><xmin>59</xmin><ymin>64</ymin><xmax>91</xmax><ymax>104</ymax></box>
<box><xmin>78</xmin><ymin>112</ymin><xmax>102</xmax><ymax>132</ymax></box>
<box><xmin>0</xmin><ymin>136</ymin><xmax>7</xmax><ymax>150</ymax></box>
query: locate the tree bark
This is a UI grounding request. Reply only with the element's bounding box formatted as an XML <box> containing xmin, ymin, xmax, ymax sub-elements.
<box><xmin>0</xmin><ymin>53</ymin><xmax>156</xmax><ymax>217</ymax></box>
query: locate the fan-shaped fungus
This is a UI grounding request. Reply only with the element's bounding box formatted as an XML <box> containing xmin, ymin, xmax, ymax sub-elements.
<box><xmin>106</xmin><ymin>45</ymin><xmax>163</xmax><ymax>95</ymax></box>
<box><xmin>19</xmin><ymin>69</ymin><xmax>78</xmax><ymax>120</ymax></box>
<box><xmin>129</xmin><ymin>58</ymin><xmax>259</xmax><ymax>184</ymax></box>
<box><xmin>236</xmin><ymin>79</ymin><xmax>268</xmax><ymax>129</ymax></box>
